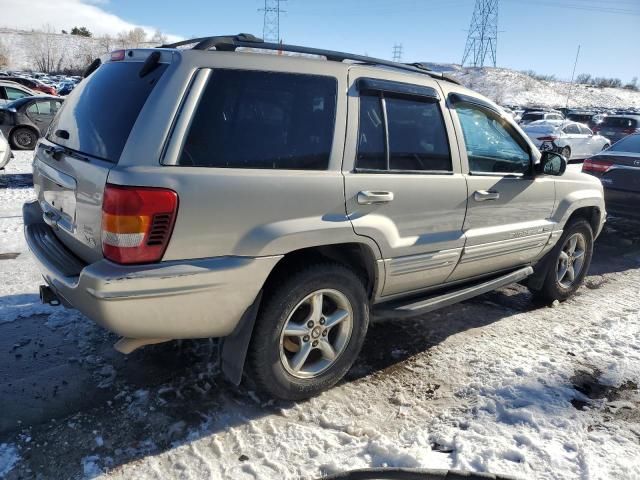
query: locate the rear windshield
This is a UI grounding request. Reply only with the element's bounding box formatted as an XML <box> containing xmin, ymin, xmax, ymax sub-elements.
<box><xmin>608</xmin><ymin>134</ymin><xmax>640</xmax><ymax>153</ymax></box>
<box><xmin>602</xmin><ymin>117</ymin><xmax>638</xmax><ymax>128</ymax></box>
<box><xmin>522</xmin><ymin>113</ymin><xmax>543</xmax><ymax>121</ymax></box>
<box><xmin>47</xmin><ymin>61</ymin><xmax>168</xmax><ymax>163</ymax></box>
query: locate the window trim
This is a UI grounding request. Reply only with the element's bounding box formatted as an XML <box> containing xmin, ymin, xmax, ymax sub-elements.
<box><xmin>354</xmin><ymin>91</ymin><xmax>454</xmax><ymax>174</ymax></box>
<box><xmin>452</xmin><ymin>99</ymin><xmax>534</xmax><ymax>177</ymax></box>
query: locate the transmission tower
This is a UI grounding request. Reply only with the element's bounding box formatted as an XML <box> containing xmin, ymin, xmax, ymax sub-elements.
<box><xmin>260</xmin><ymin>0</ymin><xmax>286</xmax><ymax>43</ymax></box>
<box><xmin>461</xmin><ymin>0</ymin><xmax>499</xmax><ymax>67</ymax></box>
<box><xmin>392</xmin><ymin>44</ymin><xmax>403</xmax><ymax>62</ymax></box>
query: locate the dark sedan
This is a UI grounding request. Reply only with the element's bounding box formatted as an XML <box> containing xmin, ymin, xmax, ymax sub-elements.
<box><xmin>583</xmin><ymin>133</ymin><xmax>640</xmax><ymax>220</ymax></box>
<box><xmin>0</xmin><ymin>96</ymin><xmax>63</xmax><ymax>150</ymax></box>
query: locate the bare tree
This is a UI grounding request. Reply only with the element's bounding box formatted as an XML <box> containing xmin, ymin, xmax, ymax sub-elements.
<box><xmin>116</xmin><ymin>27</ymin><xmax>148</xmax><ymax>49</ymax></box>
<box><xmin>0</xmin><ymin>40</ymin><xmax>9</xmax><ymax>68</ymax></box>
<box><xmin>150</xmin><ymin>30</ymin><xmax>168</xmax><ymax>46</ymax></box>
<box><xmin>29</xmin><ymin>25</ymin><xmax>65</xmax><ymax>73</ymax></box>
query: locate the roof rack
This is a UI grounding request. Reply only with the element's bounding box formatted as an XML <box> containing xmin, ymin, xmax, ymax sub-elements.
<box><xmin>159</xmin><ymin>33</ymin><xmax>461</xmax><ymax>85</ymax></box>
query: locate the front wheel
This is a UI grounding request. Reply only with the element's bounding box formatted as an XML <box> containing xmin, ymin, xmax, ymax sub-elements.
<box><xmin>530</xmin><ymin>218</ymin><xmax>593</xmax><ymax>302</ymax></box>
<box><xmin>247</xmin><ymin>263</ymin><xmax>369</xmax><ymax>400</ymax></box>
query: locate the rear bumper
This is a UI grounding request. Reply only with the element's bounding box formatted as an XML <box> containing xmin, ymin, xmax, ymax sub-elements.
<box><xmin>604</xmin><ymin>188</ymin><xmax>640</xmax><ymax>220</ymax></box>
<box><xmin>23</xmin><ymin>200</ymin><xmax>281</xmax><ymax>340</ymax></box>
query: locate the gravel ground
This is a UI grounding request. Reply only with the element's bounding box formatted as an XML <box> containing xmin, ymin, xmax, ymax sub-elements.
<box><xmin>0</xmin><ymin>151</ymin><xmax>639</xmax><ymax>480</ymax></box>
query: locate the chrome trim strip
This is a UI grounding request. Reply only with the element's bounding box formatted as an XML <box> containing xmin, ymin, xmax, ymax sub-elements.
<box><xmin>460</xmin><ymin>233</ymin><xmax>549</xmax><ymax>264</ymax></box>
<box><xmin>389</xmin><ymin>249</ymin><xmax>462</xmax><ymax>276</ymax></box>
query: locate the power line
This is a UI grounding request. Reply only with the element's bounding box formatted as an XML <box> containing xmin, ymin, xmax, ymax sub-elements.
<box><xmin>259</xmin><ymin>0</ymin><xmax>287</xmax><ymax>43</ymax></box>
<box><xmin>392</xmin><ymin>44</ymin><xmax>403</xmax><ymax>62</ymax></box>
<box><xmin>461</xmin><ymin>0</ymin><xmax>499</xmax><ymax>68</ymax></box>
<box><xmin>502</xmin><ymin>0</ymin><xmax>640</xmax><ymax>16</ymax></box>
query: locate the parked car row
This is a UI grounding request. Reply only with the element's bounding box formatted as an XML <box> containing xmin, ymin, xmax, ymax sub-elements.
<box><xmin>0</xmin><ymin>70</ymin><xmax>83</xmax><ymax>97</ymax></box>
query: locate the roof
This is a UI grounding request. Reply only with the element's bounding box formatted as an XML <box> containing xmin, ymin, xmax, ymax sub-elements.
<box><xmin>159</xmin><ymin>33</ymin><xmax>461</xmax><ymax>85</ymax></box>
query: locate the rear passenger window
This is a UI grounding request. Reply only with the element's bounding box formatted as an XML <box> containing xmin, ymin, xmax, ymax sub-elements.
<box><xmin>178</xmin><ymin>70</ymin><xmax>337</xmax><ymax>170</ymax></box>
<box><xmin>563</xmin><ymin>124</ymin><xmax>580</xmax><ymax>134</ymax></box>
<box><xmin>386</xmin><ymin>98</ymin><xmax>451</xmax><ymax>171</ymax></box>
<box><xmin>356</xmin><ymin>94</ymin><xmax>451</xmax><ymax>172</ymax></box>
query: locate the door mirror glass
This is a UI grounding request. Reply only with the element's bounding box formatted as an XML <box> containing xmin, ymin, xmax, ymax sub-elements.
<box><xmin>538</xmin><ymin>151</ymin><xmax>567</xmax><ymax>176</ymax></box>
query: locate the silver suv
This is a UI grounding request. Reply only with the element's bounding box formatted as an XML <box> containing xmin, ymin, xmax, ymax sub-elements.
<box><xmin>24</xmin><ymin>35</ymin><xmax>605</xmax><ymax>400</ymax></box>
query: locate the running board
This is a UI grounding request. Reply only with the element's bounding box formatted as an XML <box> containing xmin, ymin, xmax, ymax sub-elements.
<box><xmin>373</xmin><ymin>266</ymin><xmax>534</xmax><ymax>320</ymax></box>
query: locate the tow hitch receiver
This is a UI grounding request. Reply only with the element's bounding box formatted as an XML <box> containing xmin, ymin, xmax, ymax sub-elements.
<box><xmin>39</xmin><ymin>285</ymin><xmax>60</xmax><ymax>306</ymax></box>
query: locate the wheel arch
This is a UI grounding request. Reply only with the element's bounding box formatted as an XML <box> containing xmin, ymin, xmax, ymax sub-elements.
<box><xmin>220</xmin><ymin>242</ymin><xmax>381</xmax><ymax>386</ymax></box>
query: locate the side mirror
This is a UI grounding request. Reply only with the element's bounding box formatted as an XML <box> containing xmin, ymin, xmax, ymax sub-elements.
<box><xmin>536</xmin><ymin>151</ymin><xmax>567</xmax><ymax>176</ymax></box>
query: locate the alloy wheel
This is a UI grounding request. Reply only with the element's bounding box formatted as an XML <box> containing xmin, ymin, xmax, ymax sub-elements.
<box><xmin>556</xmin><ymin>233</ymin><xmax>586</xmax><ymax>288</ymax></box>
<box><xmin>279</xmin><ymin>289</ymin><xmax>353</xmax><ymax>379</ymax></box>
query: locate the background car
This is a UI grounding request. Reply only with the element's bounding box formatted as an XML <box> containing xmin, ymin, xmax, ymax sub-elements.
<box><xmin>2</xmin><ymin>76</ymin><xmax>57</xmax><ymax>96</ymax></box>
<box><xmin>0</xmin><ymin>80</ymin><xmax>36</xmax><ymax>106</ymax></box>
<box><xmin>566</xmin><ymin>111</ymin><xmax>602</xmax><ymax>130</ymax></box>
<box><xmin>582</xmin><ymin>133</ymin><xmax>640</xmax><ymax>220</ymax></box>
<box><xmin>0</xmin><ymin>95</ymin><xmax>64</xmax><ymax>150</ymax></box>
<box><xmin>56</xmin><ymin>81</ymin><xmax>76</xmax><ymax>96</ymax></box>
<box><xmin>0</xmin><ymin>129</ymin><xmax>11</xmax><ymax>169</ymax></box>
<box><xmin>522</xmin><ymin>120</ymin><xmax>610</xmax><ymax>161</ymax></box>
<box><xmin>519</xmin><ymin>110</ymin><xmax>565</xmax><ymax>125</ymax></box>
<box><xmin>593</xmin><ymin>114</ymin><xmax>640</xmax><ymax>144</ymax></box>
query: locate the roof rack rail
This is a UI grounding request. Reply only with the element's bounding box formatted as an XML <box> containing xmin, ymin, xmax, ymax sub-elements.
<box><xmin>159</xmin><ymin>34</ymin><xmax>461</xmax><ymax>85</ymax></box>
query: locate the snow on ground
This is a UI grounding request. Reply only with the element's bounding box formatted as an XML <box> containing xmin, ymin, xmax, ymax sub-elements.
<box><xmin>447</xmin><ymin>67</ymin><xmax>640</xmax><ymax>109</ymax></box>
<box><xmin>1</xmin><ymin>151</ymin><xmax>640</xmax><ymax>480</ymax></box>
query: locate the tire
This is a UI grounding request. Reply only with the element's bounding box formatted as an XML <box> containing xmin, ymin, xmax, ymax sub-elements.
<box><xmin>560</xmin><ymin>146</ymin><xmax>571</xmax><ymax>160</ymax></box>
<box><xmin>530</xmin><ymin>218</ymin><xmax>593</xmax><ymax>302</ymax></box>
<box><xmin>10</xmin><ymin>127</ymin><xmax>38</xmax><ymax>150</ymax></box>
<box><xmin>247</xmin><ymin>263</ymin><xmax>369</xmax><ymax>400</ymax></box>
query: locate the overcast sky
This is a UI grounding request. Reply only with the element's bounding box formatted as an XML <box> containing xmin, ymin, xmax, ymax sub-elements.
<box><xmin>1</xmin><ymin>0</ymin><xmax>638</xmax><ymax>82</ymax></box>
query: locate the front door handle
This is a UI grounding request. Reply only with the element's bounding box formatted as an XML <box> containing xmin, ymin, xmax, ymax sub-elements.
<box><xmin>357</xmin><ymin>190</ymin><xmax>394</xmax><ymax>205</ymax></box>
<box><xmin>474</xmin><ymin>190</ymin><xmax>500</xmax><ymax>201</ymax></box>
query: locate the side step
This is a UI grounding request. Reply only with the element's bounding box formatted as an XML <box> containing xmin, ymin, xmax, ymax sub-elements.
<box><xmin>373</xmin><ymin>266</ymin><xmax>533</xmax><ymax>320</ymax></box>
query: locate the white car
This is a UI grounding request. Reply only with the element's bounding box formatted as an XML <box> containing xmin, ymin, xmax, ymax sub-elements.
<box><xmin>0</xmin><ymin>130</ymin><xmax>11</xmax><ymax>169</ymax></box>
<box><xmin>519</xmin><ymin>110</ymin><xmax>564</xmax><ymax>125</ymax></box>
<box><xmin>522</xmin><ymin>120</ymin><xmax>610</xmax><ymax>161</ymax></box>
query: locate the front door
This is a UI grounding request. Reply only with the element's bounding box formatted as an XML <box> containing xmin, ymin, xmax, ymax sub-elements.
<box><xmin>342</xmin><ymin>67</ymin><xmax>468</xmax><ymax>298</ymax></box>
<box><xmin>446</xmin><ymin>93</ymin><xmax>556</xmax><ymax>281</ymax></box>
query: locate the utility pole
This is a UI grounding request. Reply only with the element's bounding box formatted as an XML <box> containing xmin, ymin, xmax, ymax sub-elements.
<box><xmin>392</xmin><ymin>44</ymin><xmax>403</xmax><ymax>63</ymax></box>
<box><xmin>461</xmin><ymin>0</ymin><xmax>499</xmax><ymax>68</ymax></box>
<box><xmin>259</xmin><ymin>0</ymin><xmax>286</xmax><ymax>43</ymax></box>
<box><xmin>565</xmin><ymin>45</ymin><xmax>581</xmax><ymax>109</ymax></box>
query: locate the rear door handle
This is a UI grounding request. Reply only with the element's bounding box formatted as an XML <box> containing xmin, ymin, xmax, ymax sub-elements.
<box><xmin>357</xmin><ymin>190</ymin><xmax>394</xmax><ymax>205</ymax></box>
<box><xmin>474</xmin><ymin>190</ymin><xmax>500</xmax><ymax>201</ymax></box>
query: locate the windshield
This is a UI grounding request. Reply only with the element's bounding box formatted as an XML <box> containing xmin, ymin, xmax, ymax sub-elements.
<box><xmin>522</xmin><ymin>113</ymin><xmax>543</xmax><ymax>121</ymax></box>
<box><xmin>602</xmin><ymin>117</ymin><xmax>638</xmax><ymax>128</ymax></box>
<box><xmin>46</xmin><ymin>61</ymin><xmax>168</xmax><ymax>163</ymax></box>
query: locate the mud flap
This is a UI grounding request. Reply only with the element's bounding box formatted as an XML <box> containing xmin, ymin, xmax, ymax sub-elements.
<box><xmin>528</xmin><ymin>250</ymin><xmax>555</xmax><ymax>290</ymax></box>
<box><xmin>220</xmin><ymin>291</ymin><xmax>263</xmax><ymax>385</ymax></box>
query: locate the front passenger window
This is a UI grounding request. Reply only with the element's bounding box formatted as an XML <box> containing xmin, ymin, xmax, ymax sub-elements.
<box><xmin>455</xmin><ymin>104</ymin><xmax>531</xmax><ymax>174</ymax></box>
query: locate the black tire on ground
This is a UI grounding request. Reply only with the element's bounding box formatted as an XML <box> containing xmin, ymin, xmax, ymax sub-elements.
<box><xmin>247</xmin><ymin>263</ymin><xmax>369</xmax><ymax>401</ymax></box>
<box><xmin>10</xmin><ymin>127</ymin><xmax>38</xmax><ymax>150</ymax></box>
<box><xmin>530</xmin><ymin>218</ymin><xmax>594</xmax><ymax>302</ymax></box>
<box><xmin>560</xmin><ymin>146</ymin><xmax>571</xmax><ymax>160</ymax></box>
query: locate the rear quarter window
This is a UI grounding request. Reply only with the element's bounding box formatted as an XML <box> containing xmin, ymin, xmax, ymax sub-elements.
<box><xmin>177</xmin><ymin>70</ymin><xmax>337</xmax><ymax>170</ymax></box>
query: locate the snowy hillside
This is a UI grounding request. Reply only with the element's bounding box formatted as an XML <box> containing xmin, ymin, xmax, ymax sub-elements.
<box><xmin>440</xmin><ymin>65</ymin><xmax>640</xmax><ymax>109</ymax></box>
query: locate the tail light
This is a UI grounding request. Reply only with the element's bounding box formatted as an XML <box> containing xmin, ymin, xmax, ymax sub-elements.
<box><xmin>582</xmin><ymin>158</ymin><xmax>613</xmax><ymax>175</ymax></box>
<box><xmin>537</xmin><ymin>136</ymin><xmax>558</xmax><ymax>141</ymax></box>
<box><xmin>101</xmin><ymin>184</ymin><xmax>178</xmax><ymax>264</ymax></box>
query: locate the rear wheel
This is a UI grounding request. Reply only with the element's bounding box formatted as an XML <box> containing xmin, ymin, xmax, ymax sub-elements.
<box><xmin>248</xmin><ymin>263</ymin><xmax>369</xmax><ymax>400</ymax></box>
<box><xmin>530</xmin><ymin>218</ymin><xmax>593</xmax><ymax>302</ymax></box>
<box><xmin>10</xmin><ymin>128</ymin><xmax>38</xmax><ymax>150</ymax></box>
<box><xmin>560</xmin><ymin>146</ymin><xmax>571</xmax><ymax>160</ymax></box>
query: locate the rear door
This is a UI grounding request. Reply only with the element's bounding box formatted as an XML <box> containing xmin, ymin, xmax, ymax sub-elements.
<box><xmin>445</xmin><ymin>91</ymin><xmax>555</xmax><ymax>281</ymax></box>
<box><xmin>33</xmin><ymin>54</ymin><xmax>171</xmax><ymax>263</ymax></box>
<box><xmin>343</xmin><ymin>67</ymin><xmax>468</xmax><ymax>298</ymax></box>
